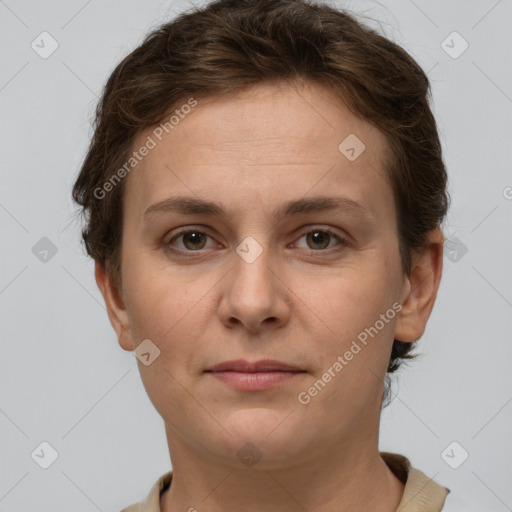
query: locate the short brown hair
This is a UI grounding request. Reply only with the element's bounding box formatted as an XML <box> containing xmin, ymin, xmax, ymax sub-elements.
<box><xmin>72</xmin><ymin>0</ymin><xmax>449</xmax><ymax>406</ymax></box>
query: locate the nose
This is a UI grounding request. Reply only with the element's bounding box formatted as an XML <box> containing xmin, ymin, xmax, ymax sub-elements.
<box><xmin>217</xmin><ymin>238</ymin><xmax>291</xmax><ymax>334</ymax></box>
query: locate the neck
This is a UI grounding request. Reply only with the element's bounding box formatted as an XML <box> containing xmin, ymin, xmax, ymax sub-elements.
<box><xmin>160</xmin><ymin>425</ymin><xmax>405</xmax><ymax>512</ymax></box>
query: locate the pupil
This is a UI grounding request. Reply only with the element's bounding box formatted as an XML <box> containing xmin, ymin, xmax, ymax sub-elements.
<box><xmin>185</xmin><ymin>232</ymin><xmax>205</xmax><ymax>250</ymax></box>
<box><xmin>309</xmin><ymin>231</ymin><xmax>329</xmax><ymax>250</ymax></box>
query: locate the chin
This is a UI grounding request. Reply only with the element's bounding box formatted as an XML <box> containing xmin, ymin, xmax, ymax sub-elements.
<box><xmin>205</xmin><ymin>412</ymin><xmax>309</xmax><ymax>465</ymax></box>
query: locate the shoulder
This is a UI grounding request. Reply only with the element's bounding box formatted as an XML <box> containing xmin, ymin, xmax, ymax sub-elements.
<box><xmin>119</xmin><ymin>471</ymin><xmax>173</xmax><ymax>512</ymax></box>
<box><xmin>381</xmin><ymin>451</ymin><xmax>450</xmax><ymax>511</ymax></box>
<box><xmin>120</xmin><ymin>505</ymin><xmax>142</xmax><ymax>512</ymax></box>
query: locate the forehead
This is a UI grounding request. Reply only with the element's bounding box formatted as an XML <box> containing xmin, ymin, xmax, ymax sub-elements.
<box><xmin>124</xmin><ymin>80</ymin><xmax>393</xmax><ymax>223</ymax></box>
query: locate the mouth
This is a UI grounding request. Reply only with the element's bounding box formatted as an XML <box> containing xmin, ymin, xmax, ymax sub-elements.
<box><xmin>204</xmin><ymin>359</ymin><xmax>307</xmax><ymax>391</ymax></box>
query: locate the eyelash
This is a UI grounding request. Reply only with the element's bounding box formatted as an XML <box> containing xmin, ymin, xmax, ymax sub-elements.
<box><xmin>163</xmin><ymin>226</ymin><xmax>348</xmax><ymax>258</ymax></box>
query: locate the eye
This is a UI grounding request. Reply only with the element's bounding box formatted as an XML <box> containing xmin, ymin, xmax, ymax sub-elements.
<box><xmin>165</xmin><ymin>229</ymin><xmax>215</xmax><ymax>253</ymax></box>
<box><xmin>163</xmin><ymin>226</ymin><xmax>348</xmax><ymax>258</ymax></box>
<box><xmin>293</xmin><ymin>228</ymin><xmax>347</xmax><ymax>252</ymax></box>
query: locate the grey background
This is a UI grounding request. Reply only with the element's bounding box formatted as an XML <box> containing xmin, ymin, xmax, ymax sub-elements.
<box><xmin>1</xmin><ymin>0</ymin><xmax>511</xmax><ymax>510</ymax></box>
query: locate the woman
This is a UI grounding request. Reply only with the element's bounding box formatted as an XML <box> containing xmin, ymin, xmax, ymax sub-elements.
<box><xmin>72</xmin><ymin>0</ymin><xmax>457</xmax><ymax>509</ymax></box>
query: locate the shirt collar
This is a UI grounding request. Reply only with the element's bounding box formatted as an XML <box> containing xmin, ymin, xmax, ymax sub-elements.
<box><xmin>133</xmin><ymin>452</ymin><xmax>450</xmax><ymax>512</ymax></box>
<box><xmin>381</xmin><ymin>452</ymin><xmax>451</xmax><ymax>511</ymax></box>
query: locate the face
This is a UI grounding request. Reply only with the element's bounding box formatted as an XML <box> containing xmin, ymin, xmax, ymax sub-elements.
<box><xmin>97</xmin><ymin>80</ymin><xmax>439</xmax><ymax>470</ymax></box>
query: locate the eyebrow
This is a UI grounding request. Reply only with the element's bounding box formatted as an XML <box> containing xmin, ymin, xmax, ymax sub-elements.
<box><xmin>143</xmin><ymin>195</ymin><xmax>374</xmax><ymax>222</ymax></box>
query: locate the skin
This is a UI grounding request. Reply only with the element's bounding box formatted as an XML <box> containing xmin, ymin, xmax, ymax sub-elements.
<box><xmin>95</xmin><ymin>80</ymin><xmax>443</xmax><ymax>512</ymax></box>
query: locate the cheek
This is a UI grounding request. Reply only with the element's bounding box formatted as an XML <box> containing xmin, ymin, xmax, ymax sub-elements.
<box><xmin>122</xmin><ymin>245</ymin><xmax>188</xmax><ymax>325</ymax></box>
<box><xmin>121</xmin><ymin>259</ymin><xmax>212</xmax><ymax>418</ymax></box>
<box><xmin>122</xmin><ymin>252</ymin><xmax>216</xmax><ymax>367</ymax></box>
<box><xmin>295</xmin><ymin>273</ymin><xmax>398</xmax><ymax>424</ymax></box>
<box><xmin>309</xmin><ymin>263</ymin><xmax>397</xmax><ymax>333</ymax></box>
<box><xmin>299</xmin><ymin>261</ymin><xmax>400</xmax><ymax>398</ymax></box>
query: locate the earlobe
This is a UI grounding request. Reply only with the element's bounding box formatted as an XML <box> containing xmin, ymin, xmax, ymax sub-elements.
<box><xmin>94</xmin><ymin>261</ymin><xmax>134</xmax><ymax>352</ymax></box>
<box><xmin>394</xmin><ymin>229</ymin><xmax>444</xmax><ymax>343</ymax></box>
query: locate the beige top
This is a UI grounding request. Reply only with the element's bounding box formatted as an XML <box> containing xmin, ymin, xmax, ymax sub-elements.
<box><xmin>120</xmin><ymin>452</ymin><xmax>451</xmax><ymax>512</ymax></box>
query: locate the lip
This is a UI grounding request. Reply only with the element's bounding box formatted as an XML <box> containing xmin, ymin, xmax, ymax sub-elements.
<box><xmin>204</xmin><ymin>359</ymin><xmax>306</xmax><ymax>391</ymax></box>
<box><xmin>206</xmin><ymin>359</ymin><xmax>303</xmax><ymax>372</ymax></box>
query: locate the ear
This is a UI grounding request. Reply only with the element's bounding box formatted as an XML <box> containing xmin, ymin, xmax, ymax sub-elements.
<box><xmin>394</xmin><ymin>228</ymin><xmax>444</xmax><ymax>342</ymax></box>
<box><xmin>94</xmin><ymin>260</ymin><xmax>134</xmax><ymax>352</ymax></box>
